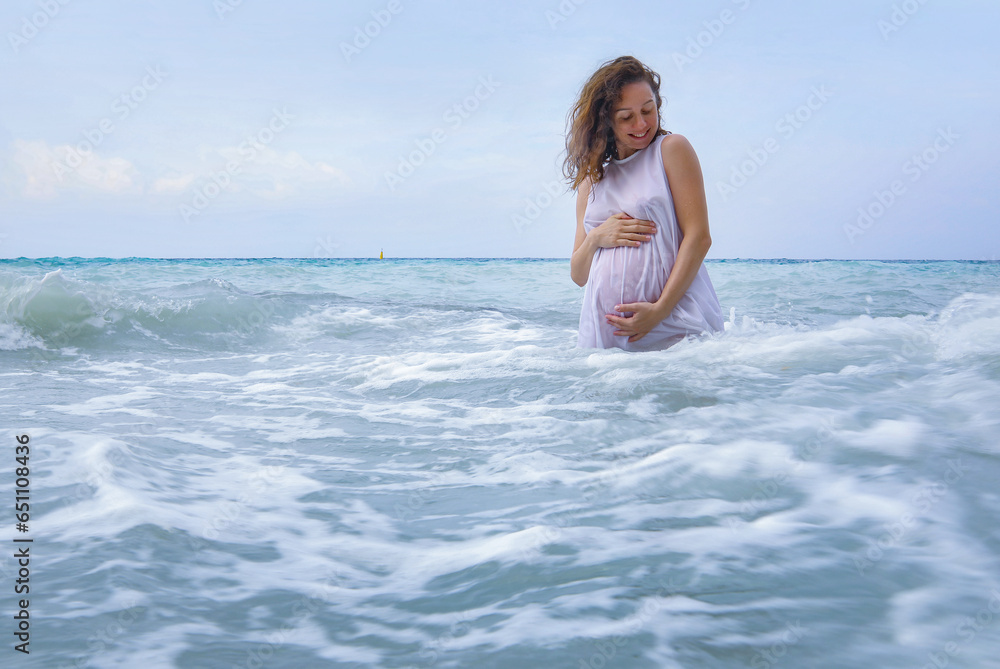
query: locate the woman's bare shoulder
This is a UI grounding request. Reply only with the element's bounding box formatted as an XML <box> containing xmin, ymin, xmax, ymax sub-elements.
<box><xmin>660</xmin><ymin>132</ymin><xmax>696</xmax><ymax>156</ymax></box>
<box><xmin>659</xmin><ymin>133</ymin><xmax>701</xmax><ymax>170</ymax></box>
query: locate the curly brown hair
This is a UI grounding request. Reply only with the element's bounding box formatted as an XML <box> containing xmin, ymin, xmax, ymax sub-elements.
<box><xmin>562</xmin><ymin>56</ymin><xmax>667</xmax><ymax>192</ymax></box>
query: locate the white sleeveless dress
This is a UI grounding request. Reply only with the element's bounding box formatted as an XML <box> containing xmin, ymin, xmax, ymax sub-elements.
<box><xmin>577</xmin><ymin>131</ymin><xmax>724</xmax><ymax>351</ymax></box>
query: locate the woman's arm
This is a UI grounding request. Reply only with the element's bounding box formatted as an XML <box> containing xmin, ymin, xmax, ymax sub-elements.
<box><xmin>570</xmin><ymin>177</ymin><xmax>597</xmax><ymax>287</ymax></box>
<box><xmin>606</xmin><ymin>134</ymin><xmax>713</xmax><ymax>341</ymax></box>
<box><xmin>571</xmin><ymin>176</ymin><xmax>658</xmax><ymax>287</ymax></box>
<box><xmin>651</xmin><ymin>133</ymin><xmax>713</xmax><ymax>316</ymax></box>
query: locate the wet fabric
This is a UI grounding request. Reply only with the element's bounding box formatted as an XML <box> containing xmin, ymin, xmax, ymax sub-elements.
<box><xmin>577</xmin><ymin>131</ymin><xmax>724</xmax><ymax>351</ymax></box>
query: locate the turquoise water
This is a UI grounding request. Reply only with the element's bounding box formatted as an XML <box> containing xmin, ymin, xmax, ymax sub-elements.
<box><xmin>2</xmin><ymin>258</ymin><xmax>999</xmax><ymax>668</ymax></box>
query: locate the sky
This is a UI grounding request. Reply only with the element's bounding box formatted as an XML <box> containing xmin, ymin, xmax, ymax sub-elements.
<box><xmin>0</xmin><ymin>0</ymin><xmax>997</xmax><ymax>260</ymax></box>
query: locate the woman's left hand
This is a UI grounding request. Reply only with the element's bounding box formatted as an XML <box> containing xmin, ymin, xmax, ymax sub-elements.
<box><xmin>606</xmin><ymin>301</ymin><xmax>668</xmax><ymax>342</ymax></box>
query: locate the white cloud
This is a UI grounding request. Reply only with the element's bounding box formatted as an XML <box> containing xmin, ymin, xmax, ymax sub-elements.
<box><xmin>151</xmin><ymin>174</ymin><xmax>196</xmax><ymax>193</ymax></box>
<box><xmin>211</xmin><ymin>146</ymin><xmax>353</xmax><ymax>198</ymax></box>
<box><xmin>6</xmin><ymin>140</ymin><xmax>351</xmax><ymax>204</ymax></box>
<box><xmin>10</xmin><ymin>139</ymin><xmax>139</xmax><ymax>199</ymax></box>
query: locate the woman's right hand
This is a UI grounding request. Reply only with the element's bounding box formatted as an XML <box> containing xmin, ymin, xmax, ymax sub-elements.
<box><xmin>589</xmin><ymin>213</ymin><xmax>657</xmax><ymax>249</ymax></box>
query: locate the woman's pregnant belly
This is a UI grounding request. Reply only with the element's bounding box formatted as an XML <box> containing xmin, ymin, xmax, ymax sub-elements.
<box><xmin>587</xmin><ymin>238</ymin><xmax>668</xmax><ymax>315</ymax></box>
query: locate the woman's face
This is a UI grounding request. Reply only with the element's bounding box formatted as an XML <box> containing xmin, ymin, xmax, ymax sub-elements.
<box><xmin>611</xmin><ymin>81</ymin><xmax>657</xmax><ymax>160</ymax></box>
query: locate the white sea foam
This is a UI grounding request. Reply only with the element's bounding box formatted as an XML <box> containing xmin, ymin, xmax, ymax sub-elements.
<box><xmin>4</xmin><ymin>259</ymin><xmax>999</xmax><ymax>667</ymax></box>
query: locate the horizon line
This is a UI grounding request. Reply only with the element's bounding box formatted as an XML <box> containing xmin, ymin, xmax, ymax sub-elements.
<box><xmin>0</xmin><ymin>257</ymin><xmax>996</xmax><ymax>263</ymax></box>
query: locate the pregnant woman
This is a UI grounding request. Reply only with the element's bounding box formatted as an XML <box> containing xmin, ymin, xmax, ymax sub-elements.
<box><xmin>566</xmin><ymin>56</ymin><xmax>724</xmax><ymax>351</ymax></box>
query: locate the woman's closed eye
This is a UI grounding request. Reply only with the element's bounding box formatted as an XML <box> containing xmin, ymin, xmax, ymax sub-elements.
<box><xmin>619</xmin><ymin>108</ymin><xmax>654</xmax><ymax>122</ymax></box>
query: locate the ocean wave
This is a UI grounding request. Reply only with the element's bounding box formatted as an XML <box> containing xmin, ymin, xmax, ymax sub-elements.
<box><xmin>0</xmin><ymin>269</ymin><xmax>335</xmax><ymax>351</ymax></box>
<box><xmin>6</xmin><ymin>260</ymin><xmax>1000</xmax><ymax>668</ymax></box>
<box><xmin>2</xmin><ymin>265</ymin><xmax>998</xmax><ymax>371</ymax></box>
<box><xmin>0</xmin><ymin>270</ymin><xmax>550</xmax><ymax>353</ymax></box>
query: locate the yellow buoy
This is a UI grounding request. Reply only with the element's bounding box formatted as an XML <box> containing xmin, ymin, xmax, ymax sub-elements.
<box><xmin>379</xmin><ymin>249</ymin><xmax>384</xmax><ymax>259</ymax></box>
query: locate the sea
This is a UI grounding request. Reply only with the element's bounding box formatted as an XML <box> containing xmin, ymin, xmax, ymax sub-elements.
<box><xmin>1</xmin><ymin>257</ymin><xmax>999</xmax><ymax>669</ymax></box>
